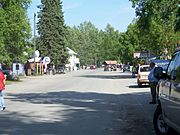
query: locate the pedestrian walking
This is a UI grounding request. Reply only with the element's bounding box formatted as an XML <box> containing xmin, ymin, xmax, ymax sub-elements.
<box><xmin>148</xmin><ymin>62</ymin><xmax>158</xmax><ymax>104</ymax></box>
<box><xmin>0</xmin><ymin>69</ymin><xmax>6</xmax><ymax>111</ymax></box>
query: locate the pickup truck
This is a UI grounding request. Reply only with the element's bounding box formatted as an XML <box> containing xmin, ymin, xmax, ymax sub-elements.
<box><xmin>153</xmin><ymin>50</ymin><xmax>180</xmax><ymax>135</ymax></box>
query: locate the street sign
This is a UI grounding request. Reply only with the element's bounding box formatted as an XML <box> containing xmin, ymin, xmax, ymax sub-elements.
<box><xmin>43</xmin><ymin>57</ymin><xmax>51</xmax><ymax>64</ymax></box>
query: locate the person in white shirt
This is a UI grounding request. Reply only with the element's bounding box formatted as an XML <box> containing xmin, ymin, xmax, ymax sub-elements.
<box><xmin>148</xmin><ymin>62</ymin><xmax>158</xmax><ymax>104</ymax></box>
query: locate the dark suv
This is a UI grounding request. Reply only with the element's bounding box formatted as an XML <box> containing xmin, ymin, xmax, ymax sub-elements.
<box><xmin>153</xmin><ymin>50</ymin><xmax>180</xmax><ymax>135</ymax></box>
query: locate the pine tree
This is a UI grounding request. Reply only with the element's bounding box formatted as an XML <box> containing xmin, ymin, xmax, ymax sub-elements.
<box><xmin>37</xmin><ymin>0</ymin><xmax>68</xmax><ymax>68</ymax></box>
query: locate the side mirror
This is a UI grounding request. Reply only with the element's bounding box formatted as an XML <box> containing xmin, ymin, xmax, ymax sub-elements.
<box><xmin>154</xmin><ymin>67</ymin><xmax>163</xmax><ymax>79</ymax></box>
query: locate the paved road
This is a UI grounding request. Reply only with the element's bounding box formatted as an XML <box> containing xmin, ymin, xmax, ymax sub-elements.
<box><xmin>0</xmin><ymin>69</ymin><xmax>157</xmax><ymax>135</ymax></box>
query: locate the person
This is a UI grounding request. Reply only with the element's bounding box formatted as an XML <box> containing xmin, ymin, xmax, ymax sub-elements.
<box><xmin>52</xmin><ymin>65</ymin><xmax>56</xmax><ymax>75</ymax></box>
<box><xmin>0</xmin><ymin>69</ymin><xmax>6</xmax><ymax>111</ymax></box>
<box><xmin>132</xmin><ymin>65</ymin><xmax>138</xmax><ymax>78</ymax></box>
<box><xmin>148</xmin><ymin>62</ymin><xmax>158</xmax><ymax>104</ymax></box>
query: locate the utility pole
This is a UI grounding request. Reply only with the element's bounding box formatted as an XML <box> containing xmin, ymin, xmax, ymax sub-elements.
<box><xmin>33</xmin><ymin>13</ymin><xmax>36</xmax><ymax>75</ymax></box>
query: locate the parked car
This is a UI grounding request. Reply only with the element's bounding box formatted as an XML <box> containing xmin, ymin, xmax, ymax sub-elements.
<box><xmin>151</xmin><ymin>59</ymin><xmax>170</xmax><ymax>72</ymax></box>
<box><xmin>57</xmin><ymin>65</ymin><xmax>65</xmax><ymax>74</ymax></box>
<box><xmin>153</xmin><ymin>50</ymin><xmax>180</xmax><ymax>135</ymax></box>
<box><xmin>90</xmin><ymin>65</ymin><xmax>96</xmax><ymax>70</ymax></box>
<box><xmin>123</xmin><ymin>64</ymin><xmax>130</xmax><ymax>72</ymax></box>
<box><xmin>104</xmin><ymin>65</ymin><xmax>110</xmax><ymax>71</ymax></box>
<box><xmin>137</xmin><ymin>65</ymin><xmax>151</xmax><ymax>87</ymax></box>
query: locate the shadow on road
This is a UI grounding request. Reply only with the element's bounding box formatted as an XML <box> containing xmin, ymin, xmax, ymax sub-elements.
<box><xmin>1</xmin><ymin>91</ymin><xmax>157</xmax><ymax>135</ymax></box>
<box><xmin>129</xmin><ymin>85</ymin><xmax>149</xmax><ymax>88</ymax></box>
<box><xmin>79</xmin><ymin>74</ymin><xmax>132</xmax><ymax>79</ymax></box>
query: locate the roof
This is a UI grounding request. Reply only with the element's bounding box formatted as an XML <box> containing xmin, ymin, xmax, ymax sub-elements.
<box><xmin>139</xmin><ymin>65</ymin><xmax>150</xmax><ymax>67</ymax></box>
<box><xmin>66</xmin><ymin>47</ymin><xmax>77</xmax><ymax>55</ymax></box>
<box><xmin>151</xmin><ymin>60</ymin><xmax>170</xmax><ymax>66</ymax></box>
<box><xmin>104</xmin><ymin>61</ymin><xmax>117</xmax><ymax>65</ymax></box>
<box><xmin>28</xmin><ymin>57</ymin><xmax>42</xmax><ymax>63</ymax></box>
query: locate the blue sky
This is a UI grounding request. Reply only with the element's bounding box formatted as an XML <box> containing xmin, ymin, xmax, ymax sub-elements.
<box><xmin>27</xmin><ymin>0</ymin><xmax>136</xmax><ymax>34</ymax></box>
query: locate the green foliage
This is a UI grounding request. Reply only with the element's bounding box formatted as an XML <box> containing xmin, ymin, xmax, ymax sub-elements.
<box><xmin>130</xmin><ymin>0</ymin><xmax>180</xmax><ymax>56</ymax></box>
<box><xmin>37</xmin><ymin>0</ymin><xmax>68</xmax><ymax>67</ymax></box>
<box><xmin>65</xmin><ymin>22</ymin><xmax>139</xmax><ymax>65</ymax></box>
<box><xmin>0</xmin><ymin>0</ymin><xmax>31</xmax><ymax>64</ymax></box>
<box><xmin>2</xmin><ymin>0</ymin><xmax>179</xmax><ymax>68</ymax></box>
<box><xmin>65</xmin><ymin>21</ymin><xmax>102</xmax><ymax>66</ymax></box>
<box><xmin>118</xmin><ymin>23</ymin><xmax>140</xmax><ymax>63</ymax></box>
<box><xmin>100</xmin><ymin>24</ymin><xmax>120</xmax><ymax>61</ymax></box>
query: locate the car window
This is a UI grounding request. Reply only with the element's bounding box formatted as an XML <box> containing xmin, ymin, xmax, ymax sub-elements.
<box><xmin>161</xmin><ymin>64</ymin><xmax>169</xmax><ymax>71</ymax></box>
<box><xmin>174</xmin><ymin>53</ymin><xmax>180</xmax><ymax>81</ymax></box>
<box><xmin>153</xmin><ymin>60</ymin><xmax>170</xmax><ymax>71</ymax></box>
<box><xmin>174</xmin><ymin>53</ymin><xmax>180</xmax><ymax>70</ymax></box>
<box><xmin>140</xmin><ymin>66</ymin><xmax>151</xmax><ymax>72</ymax></box>
<box><xmin>167</xmin><ymin>52</ymin><xmax>180</xmax><ymax>76</ymax></box>
<box><xmin>176</xmin><ymin>66</ymin><xmax>180</xmax><ymax>81</ymax></box>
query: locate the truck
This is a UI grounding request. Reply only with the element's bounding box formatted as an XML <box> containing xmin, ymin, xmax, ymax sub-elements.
<box><xmin>153</xmin><ymin>50</ymin><xmax>180</xmax><ymax>135</ymax></box>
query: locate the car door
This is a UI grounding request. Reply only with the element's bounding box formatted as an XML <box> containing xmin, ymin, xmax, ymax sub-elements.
<box><xmin>167</xmin><ymin>52</ymin><xmax>180</xmax><ymax>129</ymax></box>
<box><xmin>159</xmin><ymin>53</ymin><xmax>177</xmax><ymax>118</ymax></box>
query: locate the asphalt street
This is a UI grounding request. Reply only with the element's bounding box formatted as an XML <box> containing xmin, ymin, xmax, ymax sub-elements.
<box><xmin>0</xmin><ymin>69</ymin><xmax>157</xmax><ymax>135</ymax></box>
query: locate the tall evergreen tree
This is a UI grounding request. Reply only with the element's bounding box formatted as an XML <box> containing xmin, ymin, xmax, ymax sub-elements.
<box><xmin>37</xmin><ymin>0</ymin><xmax>68</xmax><ymax>67</ymax></box>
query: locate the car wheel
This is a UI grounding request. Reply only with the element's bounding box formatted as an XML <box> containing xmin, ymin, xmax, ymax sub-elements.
<box><xmin>153</xmin><ymin>105</ymin><xmax>171</xmax><ymax>135</ymax></box>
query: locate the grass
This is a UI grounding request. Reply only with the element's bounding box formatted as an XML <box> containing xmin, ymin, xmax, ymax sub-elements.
<box><xmin>5</xmin><ymin>80</ymin><xmax>12</xmax><ymax>85</ymax></box>
<box><xmin>5</xmin><ymin>79</ymin><xmax>22</xmax><ymax>85</ymax></box>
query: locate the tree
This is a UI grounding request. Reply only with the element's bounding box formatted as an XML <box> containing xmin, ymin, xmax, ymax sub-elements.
<box><xmin>65</xmin><ymin>26</ymin><xmax>81</xmax><ymax>52</ymax></box>
<box><xmin>65</xmin><ymin>21</ymin><xmax>102</xmax><ymax>66</ymax></box>
<box><xmin>118</xmin><ymin>22</ymin><xmax>140</xmax><ymax>64</ymax></box>
<box><xmin>65</xmin><ymin>22</ymin><xmax>142</xmax><ymax>66</ymax></box>
<box><xmin>130</xmin><ymin>0</ymin><xmax>180</xmax><ymax>56</ymax></box>
<box><xmin>100</xmin><ymin>24</ymin><xmax>120</xmax><ymax>62</ymax></box>
<box><xmin>37</xmin><ymin>0</ymin><xmax>68</xmax><ymax>67</ymax></box>
<box><xmin>0</xmin><ymin>0</ymin><xmax>31</xmax><ymax>64</ymax></box>
<box><xmin>78</xmin><ymin>22</ymin><xmax>102</xmax><ymax>65</ymax></box>
<box><xmin>0</xmin><ymin>5</ymin><xmax>8</xmax><ymax>63</ymax></box>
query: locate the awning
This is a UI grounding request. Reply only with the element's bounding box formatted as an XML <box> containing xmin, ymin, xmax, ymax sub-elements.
<box><xmin>104</xmin><ymin>61</ymin><xmax>117</xmax><ymax>65</ymax></box>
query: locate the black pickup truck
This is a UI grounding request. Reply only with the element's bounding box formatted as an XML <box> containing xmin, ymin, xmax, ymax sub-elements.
<box><xmin>153</xmin><ymin>50</ymin><xmax>180</xmax><ymax>135</ymax></box>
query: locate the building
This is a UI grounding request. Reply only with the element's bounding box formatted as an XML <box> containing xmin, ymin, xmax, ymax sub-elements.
<box><xmin>66</xmin><ymin>47</ymin><xmax>80</xmax><ymax>71</ymax></box>
<box><xmin>103</xmin><ymin>60</ymin><xmax>118</xmax><ymax>71</ymax></box>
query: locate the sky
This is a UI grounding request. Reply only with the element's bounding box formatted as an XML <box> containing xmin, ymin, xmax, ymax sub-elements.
<box><xmin>27</xmin><ymin>0</ymin><xmax>136</xmax><ymax>34</ymax></box>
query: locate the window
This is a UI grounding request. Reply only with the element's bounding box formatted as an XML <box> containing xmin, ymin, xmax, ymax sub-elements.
<box><xmin>173</xmin><ymin>52</ymin><xmax>180</xmax><ymax>81</ymax></box>
<box><xmin>176</xmin><ymin>66</ymin><xmax>180</xmax><ymax>81</ymax></box>
<box><xmin>140</xmin><ymin>66</ymin><xmax>151</xmax><ymax>72</ymax></box>
<box><xmin>167</xmin><ymin>52</ymin><xmax>178</xmax><ymax>76</ymax></box>
<box><xmin>174</xmin><ymin>53</ymin><xmax>180</xmax><ymax>70</ymax></box>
